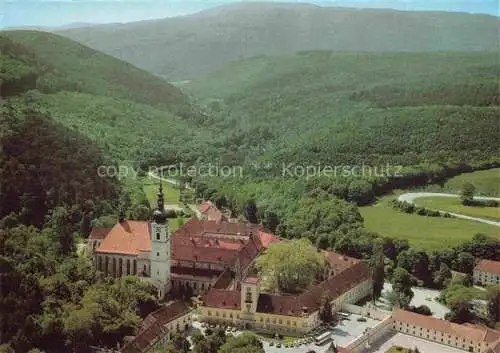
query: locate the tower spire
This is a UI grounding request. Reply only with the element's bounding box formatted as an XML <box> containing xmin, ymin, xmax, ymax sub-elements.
<box><xmin>157</xmin><ymin>181</ymin><xmax>164</xmax><ymax>210</ymax></box>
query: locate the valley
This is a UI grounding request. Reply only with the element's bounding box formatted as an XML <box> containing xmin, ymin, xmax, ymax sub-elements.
<box><xmin>0</xmin><ymin>3</ymin><xmax>499</xmax><ymax>353</ymax></box>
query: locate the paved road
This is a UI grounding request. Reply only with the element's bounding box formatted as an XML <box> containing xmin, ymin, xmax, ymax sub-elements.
<box><xmin>147</xmin><ymin>171</ymin><xmax>195</xmax><ymax>191</ymax></box>
<box><xmin>397</xmin><ymin>192</ymin><xmax>500</xmax><ymax>227</ymax></box>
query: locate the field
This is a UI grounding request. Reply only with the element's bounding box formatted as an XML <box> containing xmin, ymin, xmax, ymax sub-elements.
<box><xmin>443</xmin><ymin>168</ymin><xmax>500</xmax><ymax>197</ymax></box>
<box><xmin>415</xmin><ymin>196</ymin><xmax>500</xmax><ymax>221</ymax></box>
<box><xmin>360</xmin><ymin>195</ymin><xmax>500</xmax><ymax>251</ymax></box>
<box><xmin>141</xmin><ymin>177</ymin><xmax>181</xmax><ymax>205</ymax></box>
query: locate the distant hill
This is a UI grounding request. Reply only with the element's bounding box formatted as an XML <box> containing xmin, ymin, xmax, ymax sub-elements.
<box><xmin>1</xmin><ymin>30</ymin><xmax>193</xmax><ymax>115</ymax></box>
<box><xmin>185</xmin><ymin>51</ymin><xmax>500</xmax><ymax>168</ymax></box>
<box><xmin>57</xmin><ymin>2</ymin><xmax>499</xmax><ymax>80</ymax></box>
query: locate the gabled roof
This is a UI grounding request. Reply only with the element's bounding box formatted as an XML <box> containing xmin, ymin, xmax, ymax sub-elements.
<box><xmin>392</xmin><ymin>310</ymin><xmax>500</xmax><ymax>345</ymax></box>
<box><xmin>199</xmin><ymin>200</ymin><xmax>214</xmax><ymax>213</ymax></box>
<box><xmin>89</xmin><ymin>227</ymin><xmax>111</xmax><ymax>241</ymax></box>
<box><xmin>258</xmin><ymin>230</ymin><xmax>279</xmax><ymax>248</ymax></box>
<box><xmin>203</xmin><ymin>253</ymin><xmax>371</xmax><ymax>317</ymax></box>
<box><xmin>120</xmin><ymin>301</ymin><xmax>190</xmax><ymax>353</ymax></box>
<box><xmin>475</xmin><ymin>259</ymin><xmax>500</xmax><ymax>275</ymax></box>
<box><xmin>203</xmin><ymin>289</ymin><xmax>241</xmax><ymax>310</ymax></box>
<box><xmin>95</xmin><ymin>221</ymin><xmax>151</xmax><ymax>255</ymax></box>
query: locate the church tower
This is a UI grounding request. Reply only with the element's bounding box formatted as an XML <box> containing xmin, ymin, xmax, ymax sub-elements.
<box><xmin>150</xmin><ymin>182</ymin><xmax>171</xmax><ymax>299</ymax></box>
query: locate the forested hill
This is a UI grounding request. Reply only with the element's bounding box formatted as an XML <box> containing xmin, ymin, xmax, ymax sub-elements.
<box><xmin>56</xmin><ymin>3</ymin><xmax>499</xmax><ymax>80</ymax></box>
<box><xmin>0</xmin><ymin>31</ymin><xmax>209</xmax><ymax>165</ymax></box>
<box><xmin>0</xmin><ymin>33</ymin><xmax>168</xmax><ymax>353</ymax></box>
<box><xmin>1</xmin><ymin>30</ymin><xmax>193</xmax><ymax>116</ymax></box>
<box><xmin>185</xmin><ymin>51</ymin><xmax>500</xmax><ymax>170</ymax></box>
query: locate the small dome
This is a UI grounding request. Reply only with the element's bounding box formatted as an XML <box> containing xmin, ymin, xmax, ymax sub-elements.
<box><xmin>152</xmin><ymin>208</ymin><xmax>167</xmax><ymax>224</ymax></box>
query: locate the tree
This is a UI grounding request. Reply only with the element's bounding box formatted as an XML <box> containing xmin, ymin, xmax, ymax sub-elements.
<box><xmin>244</xmin><ymin>200</ymin><xmax>258</xmax><ymax>224</ymax></box>
<box><xmin>131</xmin><ymin>204</ymin><xmax>150</xmax><ymax>221</ymax></box>
<box><xmin>409</xmin><ymin>305</ymin><xmax>432</xmax><ymax>316</ymax></box>
<box><xmin>486</xmin><ymin>285</ymin><xmax>500</xmax><ymax>322</ymax></box>
<box><xmin>170</xmin><ymin>332</ymin><xmax>190</xmax><ymax>353</ymax></box>
<box><xmin>370</xmin><ymin>244</ymin><xmax>385</xmax><ymax>301</ymax></box>
<box><xmin>255</xmin><ymin>238</ymin><xmax>327</xmax><ymax>293</ymax></box>
<box><xmin>454</xmin><ymin>252</ymin><xmax>475</xmax><ymax>274</ymax></box>
<box><xmin>319</xmin><ymin>294</ymin><xmax>333</xmax><ymax>323</ymax></box>
<box><xmin>47</xmin><ymin>206</ymin><xmax>74</xmax><ymax>254</ymax></box>
<box><xmin>397</xmin><ymin>249</ymin><xmax>431</xmax><ymax>285</ymax></box>
<box><xmin>460</xmin><ymin>182</ymin><xmax>475</xmax><ymax>202</ymax></box>
<box><xmin>391</xmin><ymin>267</ymin><xmax>414</xmax><ymax>309</ymax></box>
<box><xmin>218</xmin><ymin>333</ymin><xmax>264</xmax><ymax>353</ymax></box>
<box><xmin>262</xmin><ymin>211</ymin><xmax>279</xmax><ymax>233</ymax></box>
<box><xmin>433</xmin><ymin>263</ymin><xmax>452</xmax><ymax>288</ymax></box>
<box><xmin>347</xmin><ymin>179</ymin><xmax>374</xmax><ymax>206</ymax></box>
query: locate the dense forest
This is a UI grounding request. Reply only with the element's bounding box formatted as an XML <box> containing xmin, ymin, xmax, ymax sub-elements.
<box><xmin>184</xmin><ymin>51</ymin><xmax>499</xmax><ymax>245</ymax></box>
<box><xmin>0</xmin><ymin>33</ymin><xmax>181</xmax><ymax>352</ymax></box>
<box><xmin>0</xmin><ymin>29</ymin><xmax>499</xmax><ymax>352</ymax></box>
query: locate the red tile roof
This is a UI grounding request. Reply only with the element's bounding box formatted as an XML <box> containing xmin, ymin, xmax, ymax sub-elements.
<box><xmin>324</xmin><ymin>251</ymin><xmax>360</xmax><ymax>274</ymax></box>
<box><xmin>199</xmin><ymin>201</ymin><xmax>214</xmax><ymax>213</ymax></box>
<box><xmin>203</xmin><ymin>254</ymin><xmax>371</xmax><ymax>317</ymax></box>
<box><xmin>258</xmin><ymin>230</ymin><xmax>279</xmax><ymax>248</ymax></box>
<box><xmin>120</xmin><ymin>301</ymin><xmax>190</xmax><ymax>353</ymax></box>
<box><xmin>96</xmin><ymin>221</ymin><xmax>151</xmax><ymax>256</ymax></box>
<box><xmin>206</xmin><ymin>207</ymin><xmax>224</xmax><ymax>222</ymax></box>
<box><xmin>172</xmin><ymin>239</ymin><xmax>239</xmax><ymax>264</ymax></box>
<box><xmin>141</xmin><ymin>301</ymin><xmax>190</xmax><ymax>331</ymax></box>
<box><xmin>337</xmin><ymin>348</ymin><xmax>352</xmax><ymax>353</ymax></box>
<box><xmin>392</xmin><ymin>310</ymin><xmax>500</xmax><ymax>345</ymax></box>
<box><xmin>475</xmin><ymin>259</ymin><xmax>500</xmax><ymax>275</ymax></box>
<box><xmin>89</xmin><ymin>227</ymin><xmax>110</xmax><ymax>240</ymax></box>
<box><xmin>203</xmin><ymin>289</ymin><xmax>241</xmax><ymax>310</ymax></box>
<box><xmin>171</xmin><ymin>266</ymin><xmax>223</xmax><ymax>280</ymax></box>
<box><xmin>244</xmin><ymin>276</ymin><xmax>259</xmax><ymax>284</ymax></box>
<box><xmin>174</xmin><ymin>218</ymin><xmax>259</xmax><ymax>238</ymax></box>
<box><xmin>213</xmin><ymin>268</ymin><xmax>233</xmax><ymax>289</ymax></box>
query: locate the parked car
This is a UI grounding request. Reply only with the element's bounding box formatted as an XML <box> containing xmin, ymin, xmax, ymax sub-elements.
<box><xmin>357</xmin><ymin>317</ymin><xmax>367</xmax><ymax>322</ymax></box>
<box><xmin>276</xmin><ymin>343</ymin><xmax>281</xmax><ymax>348</ymax></box>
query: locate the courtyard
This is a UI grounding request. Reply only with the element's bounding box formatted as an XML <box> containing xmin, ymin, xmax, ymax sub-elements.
<box><xmin>379</xmin><ymin>283</ymin><xmax>450</xmax><ymax>319</ymax></box>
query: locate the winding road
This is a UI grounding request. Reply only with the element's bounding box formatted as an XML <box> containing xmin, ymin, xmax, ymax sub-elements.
<box><xmin>397</xmin><ymin>192</ymin><xmax>500</xmax><ymax>227</ymax></box>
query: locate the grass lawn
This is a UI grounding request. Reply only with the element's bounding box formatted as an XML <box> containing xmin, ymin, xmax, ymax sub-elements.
<box><xmin>444</xmin><ymin>168</ymin><xmax>500</xmax><ymax>197</ymax></box>
<box><xmin>360</xmin><ymin>195</ymin><xmax>500</xmax><ymax>251</ymax></box>
<box><xmin>169</xmin><ymin>217</ymin><xmax>191</xmax><ymax>232</ymax></box>
<box><xmin>385</xmin><ymin>347</ymin><xmax>411</xmax><ymax>353</ymax></box>
<box><xmin>142</xmin><ymin>177</ymin><xmax>181</xmax><ymax>205</ymax></box>
<box><xmin>415</xmin><ymin>196</ymin><xmax>500</xmax><ymax>221</ymax></box>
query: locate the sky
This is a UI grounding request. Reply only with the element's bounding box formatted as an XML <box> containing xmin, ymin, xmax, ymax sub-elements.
<box><xmin>1</xmin><ymin>0</ymin><xmax>498</xmax><ymax>29</ymax></box>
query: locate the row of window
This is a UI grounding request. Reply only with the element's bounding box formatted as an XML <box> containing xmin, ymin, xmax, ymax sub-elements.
<box><xmin>206</xmin><ymin>310</ymin><xmax>302</xmax><ymax>328</ymax></box>
<box><xmin>97</xmin><ymin>256</ymin><xmax>141</xmax><ymax>276</ymax></box>
<box><xmin>393</xmin><ymin>322</ymin><xmax>476</xmax><ymax>351</ymax></box>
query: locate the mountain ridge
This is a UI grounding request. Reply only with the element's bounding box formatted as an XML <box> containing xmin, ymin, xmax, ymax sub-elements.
<box><xmin>56</xmin><ymin>2</ymin><xmax>499</xmax><ymax>80</ymax></box>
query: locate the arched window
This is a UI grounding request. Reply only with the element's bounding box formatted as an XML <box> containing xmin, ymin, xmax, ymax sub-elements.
<box><xmin>104</xmin><ymin>256</ymin><xmax>109</xmax><ymax>275</ymax></box>
<box><xmin>118</xmin><ymin>258</ymin><xmax>123</xmax><ymax>277</ymax></box>
<box><xmin>126</xmin><ymin>259</ymin><xmax>131</xmax><ymax>275</ymax></box>
<box><xmin>133</xmin><ymin>259</ymin><xmax>137</xmax><ymax>275</ymax></box>
<box><xmin>112</xmin><ymin>258</ymin><xmax>117</xmax><ymax>277</ymax></box>
<box><xmin>98</xmin><ymin>256</ymin><xmax>103</xmax><ymax>271</ymax></box>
